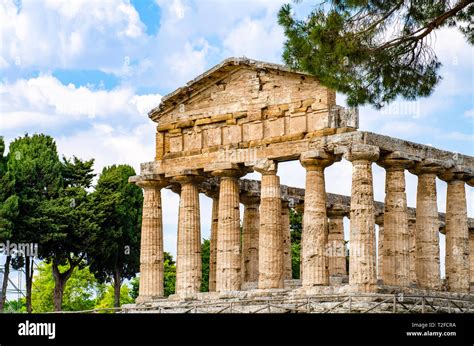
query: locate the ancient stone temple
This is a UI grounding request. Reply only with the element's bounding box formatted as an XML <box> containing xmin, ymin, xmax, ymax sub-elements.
<box><xmin>127</xmin><ymin>58</ymin><xmax>474</xmax><ymax>313</ymax></box>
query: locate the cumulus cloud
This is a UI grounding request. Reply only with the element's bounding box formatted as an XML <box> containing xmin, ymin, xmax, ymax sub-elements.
<box><xmin>0</xmin><ymin>0</ymin><xmax>147</xmax><ymax>72</ymax></box>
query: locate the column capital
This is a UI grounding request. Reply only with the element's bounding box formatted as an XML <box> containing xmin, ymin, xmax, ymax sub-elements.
<box><xmin>346</xmin><ymin>144</ymin><xmax>379</xmax><ymax>162</ymax></box>
<box><xmin>173</xmin><ymin>173</ymin><xmax>205</xmax><ymax>185</ymax></box>
<box><xmin>377</xmin><ymin>151</ymin><xmax>419</xmax><ymax>170</ymax></box>
<box><xmin>253</xmin><ymin>159</ymin><xmax>278</xmax><ymax>175</ymax></box>
<box><xmin>409</xmin><ymin>158</ymin><xmax>446</xmax><ymax>175</ymax></box>
<box><xmin>438</xmin><ymin>166</ymin><xmax>474</xmax><ymax>183</ymax></box>
<box><xmin>200</xmin><ymin>178</ymin><xmax>220</xmax><ymax>199</ymax></box>
<box><xmin>375</xmin><ymin>213</ymin><xmax>384</xmax><ymax>227</ymax></box>
<box><xmin>327</xmin><ymin>207</ymin><xmax>347</xmax><ymax>219</ymax></box>
<box><xmin>205</xmin><ymin>162</ymin><xmax>249</xmax><ymax>178</ymax></box>
<box><xmin>300</xmin><ymin>150</ymin><xmax>338</xmax><ymax>170</ymax></box>
<box><xmin>135</xmin><ymin>179</ymin><xmax>168</xmax><ymax>189</ymax></box>
<box><xmin>240</xmin><ymin>192</ymin><xmax>260</xmax><ymax>206</ymax></box>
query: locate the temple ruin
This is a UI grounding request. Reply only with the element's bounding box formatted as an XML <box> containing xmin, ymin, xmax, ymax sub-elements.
<box><xmin>126</xmin><ymin>58</ymin><xmax>474</xmax><ymax>313</ymax></box>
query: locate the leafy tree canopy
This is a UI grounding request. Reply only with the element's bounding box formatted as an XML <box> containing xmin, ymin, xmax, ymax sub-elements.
<box><xmin>278</xmin><ymin>0</ymin><xmax>473</xmax><ymax>108</ymax></box>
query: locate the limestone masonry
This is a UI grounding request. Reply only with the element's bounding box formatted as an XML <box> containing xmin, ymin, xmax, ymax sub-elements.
<box><xmin>128</xmin><ymin>58</ymin><xmax>474</xmax><ymax>309</ymax></box>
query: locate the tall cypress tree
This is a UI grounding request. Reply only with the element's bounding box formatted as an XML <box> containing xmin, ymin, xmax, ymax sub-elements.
<box><xmin>89</xmin><ymin>165</ymin><xmax>142</xmax><ymax>307</ymax></box>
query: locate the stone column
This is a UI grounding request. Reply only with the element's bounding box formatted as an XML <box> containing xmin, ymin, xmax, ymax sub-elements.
<box><xmin>378</xmin><ymin>153</ymin><xmax>412</xmax><ymax>287</ymax></box>
<box><xmin>470</xmin><ymin>230</ymin><xmax>474</xmax><ymax>285</ymax></box>
<box><xmin>408</xmin><ymin>219</ymin><xmax>417</xmax><ymax>286</ymax></box>
<box><xmin>375</xmin><ymin>215</ymin><xmax>384</xmax><ymax>282</ymax></box>
<box><xmin>256</xmin><ymin>160</ymin><xmax>284</xmax><ymax>289</ymax></box>
<box><xmin>411</xmin><ymin>163</ymin><xmax>441</xmax><ymax>290</ymax></box>
<box><xmin>300</xmin><ymin>150</ymin><xmax>336</xmax><ymax>288</ymax></box>
<box><xmin>136</xmin><ymin>180</ymin><xmax>167</xmax><ymax>302</ymax></box>
<box><xmin>175</xmin><ymin>175</ymin><xmax>202</xmax><ymax>295</ymax></box>
<box><xmin>327</xmin><ymin>209</ymin><xmax>346</xmax><ymax>276</ymax></box>
<box><xmin>281</xmin><ymin>200</ymin><xmax>292</xmax><ymax>280</ymax></box>
<box><xmin>209</xmin><ymin>196</ymin><xmax>219</xmax><ymax>292</ymax></box>
<box><xmin>440</xmin><ymin>170</ymin><xmax>470</xmax><ymax>292</ymax></box>
<box><xmin>213</xmin><ymin>169</ymin><xmax>243</xmax><ymax>292</ymax></box>
<box><xmin>241</xmin><ymin>194</ymin><xmax>260</xmax><ymax>283</ymax></box>
<box><xmin>347</xmin><ymin>144</ymin><xmax>379</xmax><ymax>292</ymax></box>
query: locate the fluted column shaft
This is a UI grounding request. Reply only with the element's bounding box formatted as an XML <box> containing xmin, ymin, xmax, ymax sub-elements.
<box><xmin>281</xmin><ymin>201</ymin><xmax>292</xmax><ymax>280</ymax></box>
<box><xmin>137</xmin><ymin>180</ymin><xmax>166</xmax><ymax>301</ymax></box>
<box><xmin>377</xmin><ymin>223</ymin><xmax>384</xmax><ymax>281</ymax></box>
<box><xmin>241</xmin><ymin>197</ymin><xmax>260</xmax><ymax>283</ymax></box>
<box><xmin>175</xmin><ymin>176</ymin><xmax>202</xmax><ymax>295</ymax></box>
<box><xmin>470</xmin><ymin>231</ymin><xmax>474</xmax><ymax>284</ymax></box>
<box><xmin>327</xmin><ymin>212</ymin><xmax>346</xmax><ymax>276</ymax></box>
<box><xmin>445</xmin><ymin>179</ymin><xmax>470</xmax><ymax>292</ymax></box>
<box><xmin>300</xmin><ymin>151</ymin><xmax>336</xmax><ymax>288</ymax></box>
<box><xmin>414</xmin><ymin>171</ymin><xmax>440</xmax><ymax>289</ymax></box>
<box><xmin>214</xmin><ymin>170</ymin><xmax>242</xmax><ymax>291</ymax></box>
<box><xmin>258</xmin><ymin>170</ymin><xmax>283</xmax><ymax>289</ymax></box>
<box><xmin>348</xmin><ymin>145</ymin><xmax>379</xmax><ymax>292</ymax></box>
<box><xmin>379</xmin><ymin>159</ymin><xmax>411</xmax><ymax>287</ymax></box>
<box><xmin>209</xmin><ymin>197</ymin><xmax>219</xmax><ymax>292</ymax></box>
<box><xmin>408</xmin><ymin>219</ymin><xmax>417</xmax><ymax>286</ymax></box>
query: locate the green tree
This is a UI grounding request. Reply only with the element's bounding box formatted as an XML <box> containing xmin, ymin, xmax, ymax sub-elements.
<box><xmin>89</xmin><ymin>165</ymin><xmax>142</xmax><ymax>307</ymax></box>
<box><xmin>163</xmin><ymin>252</ymin><xmax>176</xmax><ymax>297</ymax></box>
<box><xmin>40</xmin><ymin>156</ymin><xmax>97</xmax><ymax>311</ymax></box>
<box><xmin>6</xmin><ymin>134</ymin><xmax>62</xmax><ymax>312</ymax></box>
<box><xmin>200</xmin><ymin>239</ymin><xmax>210</xmax><ymax>292</ymax></box>
<box><xmin>0</xmin><ymin>136</ymin><xmax>19</xmax><ymax>311</ymax></box>
<box><xmin>94</xmin><ymin>284</ymin><xmax>134</xmax><ymax>310</ymax></box>
<box><xmin>289</xmin><ymin>208</ymin><xmax>302</xmax><ymax>279</ymax></box>
<box><xmin>278</xmin><ymin>1</ymin><xmax>473</xmax><ymax>108</ymax></box>
<box><xmin>31</xmin><ymin>262</ymin><xmax>103</xmax><ymax>312</ymax></box>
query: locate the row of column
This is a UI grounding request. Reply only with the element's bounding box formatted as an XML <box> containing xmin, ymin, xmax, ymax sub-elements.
<box><xmin>136</xmin><ymin>146</ymin><xmax>471</xmax><ymax>300</ymax></box>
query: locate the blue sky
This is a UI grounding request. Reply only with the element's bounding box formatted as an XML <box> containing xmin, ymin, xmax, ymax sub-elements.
<box><xmin>0</xmin><ymin>0</ymin><xmax>473</xmax><ymax>269</ymax></box>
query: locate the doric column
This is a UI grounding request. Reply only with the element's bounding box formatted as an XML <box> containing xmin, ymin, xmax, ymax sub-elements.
<box><xmin>255</xmin><ymin>160</ymin><xmax>283</xmax><ymax>289</ymax></box>
<box><xmin>411</xmin><ymin>162</ymin><xmax>441</xmax><ymax>290</ymax></box>
<box><xmin>327</xmin><ymin>209</ymin><xmax>346</xmax><ymax>276</ymax></box>
<box><xmin>408</xmin><ymin>219</ymin><xmax>417</xmax><ymax>286</ymax></box>
<box><xmin>347</xmin><ymin>144</ymin><xmax>379</xmax><ymax>292</ymax></box>
<box><xmin>212</xmin><ymin>168</ymin><xmax>243</xmax><ymax>292</ymax></box>
<box><xmin>470</xmin><ymin>230</ymin><xmax>474</xmax><ymax>285</ymax></box>
<box><xmin>377</xmin><ymin>153</ymin><xmax>413</xmax><ymax>287</ymax></box>
<box><xmin>136</xmin><ymin>179</ymin><xmax>167</xmax><ymax>302</ymax></box>
<box><xmin>300</xmin><ymin>150</ymin><xmax>337</xmax><ymax>288</ymax></box>
<box><xmin>281</xmin><ymin>200</ymin><xmax>292</xmax><ymax>280</ymax></box>
<box><xmin>209</xmin><ymin>196</ymin><xmax>219</xmax><ymax>292</ymax></box>
<box><xmin>241</xmin><ymin>194</ymin><xmax>260</xmax><ymax>283</ymax></box>
<box><xmin>175</xmin><ymin>175</ymin><xmax>202</xmax><ymax>295</ymax></box>
<box><xmin>375</xmin><ymin>215</ymin><xmax>384</xmax><ymax>282</ymax></box>
<box><xmin>439</xmin><ymin>169</ymin><xmax>470</xmax><ymax>292</ymax></box>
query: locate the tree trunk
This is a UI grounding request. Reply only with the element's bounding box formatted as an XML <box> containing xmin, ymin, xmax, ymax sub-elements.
<box><xmin>25</xmin><ymin>256</ymin><xmax>33</xmax><ymax>313</ymax></box>
<box><xmin>52</xmin><ymin>262</ymin><xmax>74</xmax><ymax>312</ymax></box>
<box><xmin>0</xmin><ymin>255</ymin><xmax>11</xmax><ymax>311</ymax></box>
<box><xmin>113</xmin><ymin>267</ymin><xmax>122</xmax><ymax>308</ymax></box>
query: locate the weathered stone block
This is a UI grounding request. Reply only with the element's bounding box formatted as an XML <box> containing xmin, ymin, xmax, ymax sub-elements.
<box><xmin>223</xmin><ymin>125</ymin><xmax>242</xmax><ymax>145</ymax></box>
<box><xmin>288</xmin><ymin>115</ymin><xmax>307</xmax><ymax>134</ymax></box>
<box><xmin>204</xmin><ymin>127</ymin><xmax>222</xmax><ymax>147</ymax></box>
<box><xmin>264</xmin><ymin>118</ymin><xmax>285</xmax><ymax>138</ymax></box>
<box><xmin>243</xmin><ymin>122</ymin><xmax>263</xmax><ymax>141</ymax></box>
<box><xmin>307</xmin><ymin>112</ymin><xmax>330</xmax><ymax>131</ymax></box>
<box><xmin>169</xmin><ymin>134</ymin><xmax>183</xmax><ymax>153</ymax></box>
<box><xmin>183</xmin><ymin>130</ymin><xmax>202</xmax><ymax>151</ymax></box>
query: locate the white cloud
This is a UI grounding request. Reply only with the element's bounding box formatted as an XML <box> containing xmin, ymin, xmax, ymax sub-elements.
<box><xmin>0</xmin><ymin>0</ymin><xmax>147</xmax><ymax>71</ymax></box>
<box><xmin>223</xmin><ymin>16</ymin><xmax>285</xmax><ymax>62</ymax></box>
<box><xmin>0</xmin><ymin>75</ymin><xmax>145</xmax><ymax>131</ymax></box>
<box><xmin>464</xmin><ymin>109</ymin><xmax>474</xmax><ymax>119</ymax></box>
